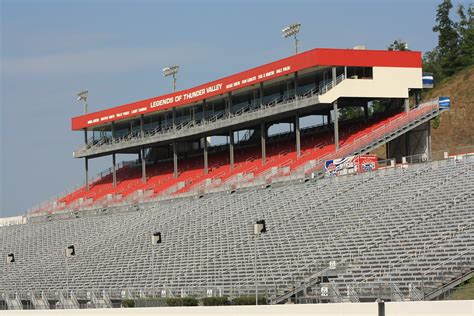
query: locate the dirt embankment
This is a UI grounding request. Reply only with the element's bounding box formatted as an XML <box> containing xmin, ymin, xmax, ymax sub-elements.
<box><xmin>424</xmin><ymin>66</ymin><xmax>474</xmax><ymax>154</ymax></box>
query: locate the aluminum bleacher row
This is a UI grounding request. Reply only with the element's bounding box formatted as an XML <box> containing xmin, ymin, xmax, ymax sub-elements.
<box><xmin>33</xmin><ymin>100</ymin><xmax>440</xmax><ymax>215</ymax></box>
<box><xmin>1</xmin><ymin>154</ymin><xmax>473</xmax><ymax>308</ymax></box>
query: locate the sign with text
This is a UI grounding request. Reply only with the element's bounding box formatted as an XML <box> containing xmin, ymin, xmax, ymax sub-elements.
<box><xmin>72</xmin><ymin>48</ymin><xmax>422</xmax><ymax>130</ymax></box>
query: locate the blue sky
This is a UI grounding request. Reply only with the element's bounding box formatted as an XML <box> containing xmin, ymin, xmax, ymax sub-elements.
<box><xmin>0</xmin><ymin>0</ymin><xmax>469</xmax><ymax>217</ymax></box>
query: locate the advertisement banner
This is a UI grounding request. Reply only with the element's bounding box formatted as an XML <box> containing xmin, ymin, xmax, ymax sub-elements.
<box><xmin>325</xmin><ymin>155</ymin><xmax>378</xmax><ymax>176</ymax></box>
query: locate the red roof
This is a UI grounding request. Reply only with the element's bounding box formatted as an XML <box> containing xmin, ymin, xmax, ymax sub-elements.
<box><xmin>72</xmin><ymin>48</ymin><xmax>421</xmax><ymax>130</ymax></box>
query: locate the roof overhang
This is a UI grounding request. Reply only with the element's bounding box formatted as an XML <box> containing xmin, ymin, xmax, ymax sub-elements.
<box><xmin>71</xmin><ymin>48</ymin><xmax>421</xmax><ymax>131</ymax></box>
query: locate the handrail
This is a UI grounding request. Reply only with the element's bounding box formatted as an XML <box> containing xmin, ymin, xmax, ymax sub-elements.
<box><xmin>75</xmin><ymin>75</ymin><xmax>342</xmax><ymax>154</ymax></box>
<box><xmin>422</xmin><ymin>246</ymin><xmax>473</xmax><ymax>277</ymax></box>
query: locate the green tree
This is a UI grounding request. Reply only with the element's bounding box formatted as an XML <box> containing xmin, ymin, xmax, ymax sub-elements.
<box><xmin>166</xmin><ymin>297</ymin><xmax>199</xmax><ymax>306</ymax></box>
<box><xmin>339</xmin><ymin>106</ymin><xmax>363</xmax><ymax>121</ymax></box>
<box><xmin>433</xmin><ymin>0</ymin><xmax>461</xmax><ymax>77</ymax></box>
<box><xmin>388</xmin><ymin>39</ymin><xmax>408</xmax><ymax>51</ymax></box>
<box><xmin>457</xmin><ymin>4</ymin><xmax>474</xmax><ymax>68</ymax></box>
<box><xmin>423</xmin><ymin>1</ymin><xmax>473</xmax><ymax>82</ymax></box>
<box><xmin>201</xmin><ymin>297</ymin><xmax>230</xmax><ymax>306</ymax></box>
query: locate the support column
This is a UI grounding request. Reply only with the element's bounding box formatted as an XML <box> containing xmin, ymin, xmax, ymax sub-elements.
<box><xmin>332</xmin><ymin>66</ymin><xmax>337</xmax><ymax>86</ymax></box>
<box><xmin>229</xmin><ymin>130</ymin><xmax>234</xmax><ymax>169</ymax></box>
<box><xmin>427</xmin><ymin>122</ymin><xmax>432</xmax><ymax>160</ymax></box>
<box><xmin>172</xmin><ymin>107</ymin><xmax>176</xmax><ymax>130</ymax></box>
<box><xmin>141</xmin><ymin>148</ymin><xmax>146</xmax><ymax>183</ymax></box>
<box><xmin>173</xmin><ymin>142</ymin><xmax>178</xmax><ymax>178</ymax></box>
<box><xmin>111</xmin><ymin>122</ymin><xmax>116</xmax><ymax>140</ymax></box>
<box><xmin>259</xmin><ymin>82</ymin><xmax>264</xmax><ymax>105</ymax></box>
<box><xmin>363</xmin><ymin>103</ymin><xmax>369</xmax><ymax>123</ymax></box>
<box><xmin>344</xmin><ymin>66</ymin><xmax>347</xmax><ymax>78</ymax></box>
<box><xmin>404</xmin><ymin>98</ymin><xmax>409</xmax><ymax>113</ymax></box>
<box><xmin>405</xmin><ymin>131</ymin><xmax>410</xmax><ymax>157</ymax></box>
<box><xmin>261</xmin><ymin>122</ymin><xmax>266</xmax><ymax>165</ymax></box>
<box><xmin>227</xmin><ymin>92</ymin><xmax>232</xmax><ymax>117</ymax></box>
<box><xmin>203</xmin><ymin>137</ymin><xmax>208</xmax><ymax>174</ymax></box>
<box><xmin>294</xmin><ymin>72</ymin><xmax>299</xmax><ymax>96</ymax></box>
<box><xmin>85</xmin><ymin>157</ymin><xmax>89</xmax><ymax>192</ymax></box>
<box><xmin>203</xmin><ymin>99</ymin><xmax>207</xmax><ymax>121</ymax></box>
<box><xmin>140</xmin><ymin>114</ymin><xmax>144</xmax><ymax>137</ymax></box>
<box><xmin>295</xmin><ymin>113</ymin><xmax>301</xmax><ymax>158</ymax></box>
<box><xmin>112</xmin><ymin>153</ymin><xmax>117</xmax><ymax>188</ymax></box>
<box><xmin>414</xmin><ymin>89</ymin><xmax>421</xmax><ymax>105</ymax></box>
<box><xmin>83</xmin><ymin>129</ymin><xmax>88</xmax><ymax>145</ymax></box>
<box><xmin>333</xmin><ymin>102</ymin><xmax>339</xmax><ymax>151</ymax></box>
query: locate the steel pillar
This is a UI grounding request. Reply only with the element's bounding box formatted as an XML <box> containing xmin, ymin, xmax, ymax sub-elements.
<box><xmin>141</xmin><ymin>148</ymin><xmax>146</xmax><ymax>183</ymax></box>
<box><xmin>85</xmin><ymin>157</ymin><xmax>89</xmax><ymax>192</ymax></box>
<box><xmin>404</xmin><ymin>98</ymin><xmax>409</xmax><ymax>113</ymax></box>
<box><xmin>363</xmin><ymin>104</ymin><xmax>369</xmax><ymax>123</ymax></box>
<box><xmin>112</xmin><ymin>153</ymin><xmax>117</xmax><ymax>188</ymax></box>
<box><xmin>83</xmin><ymin>129</ymin><xmax>88</xmax><ymax>145</ymax></box>
<box><xmin>111</xmin><ymin>122</ymin><xmax>116</xmax><ymax>139</ymax></box>
<box><xmin>173</xmin><ymin>142</ymin><xmax>178</xmax><ymax>178</ymax></box>
<box><xmin>332</xmin><ymin>67</ymin><xmax>337</xmax><ymax>86</ymax></box>
<box><xmin>259</xmin><ymin>82</ymin><xmax>264</xmax><ymax>105</ymax></box>
<box><xmin>203</xmin><ymin>137</ymin><xmax>208</xmax><ymax>174</ymax></box>
<box><xmin>229</xmin><ymin>131</ymin><xmax>235</xmax><ymax>169</ymax></box>
<box><xmin>428</xmin><ymin>122</ymin><xmax>432</xmax><ymax>160</ymax></box>
<box><xmin>295</xmin><ymin>113</ymin><xmax>301</xmax><ymax>158</ymax></box>
<box><xmin>294</xmin><ymin>72</ymin><xmax>299</xmax><ymax>96</ymax></box>
<box><xmin>261</xmin><ymin>122</ymin><xmax>266</xmax><ymax>165</ymax></box>
<box><xmin>172</xmin><ymin>107</ymin><xmax>176</xmax><ymax>130</ymax></box>
<box><xmin>140</xmin><ymin>114</ymin><xmax>144</xmax><ymax>137</ymax></box>
<box><xmin>333</xmin><ymin>102</ymin><xmax>339</xmax><ymax>151</ymax></box>
<box><xmin>227</xmin><ymin>92</ymin><xmax>232</xmax><ymax>117</ymax></box>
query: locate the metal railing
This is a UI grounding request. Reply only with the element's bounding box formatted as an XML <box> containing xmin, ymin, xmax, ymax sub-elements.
<box><xmin>25</xmin><ymin>97</ymin><xmax>447</xmax><ymax>217</ymax></box>
<box><xmin>75</xmin><ymin>76</ymin><xmax>344</xmax><ymax>155</ymax></box>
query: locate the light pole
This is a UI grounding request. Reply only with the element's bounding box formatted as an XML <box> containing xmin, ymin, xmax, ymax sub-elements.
<box><xmin>65</xmin><ymin>245</ymin><xmax>75</xmax><ymax>297</ymax></box>
<box><xmin>282</xmin><ymin>23</ymin><xmax>301</xmax><ymax>55</ymax></box>
<box><xmin>163</xmin><ymin>65</ymin><xmax>180</xmax><ymax>92</ymax></box>
<box><xmin>77</xmin><ymin>90</ymin><xmax>89</xmax><ymax>148</ymax></box>
<box><xmin>151</xmin><ymin>231</ymin><xmax>162</xmax><ymax>298</ymax></box>
<box><xmin>253</xmin><ymin>219</ymin><xmax>266</xmax><ymax>305</ymax></box>
<box><xmin>77</xmin><ymin>91</ymin><xmax>88</xmax><ymax>114</ymax></box>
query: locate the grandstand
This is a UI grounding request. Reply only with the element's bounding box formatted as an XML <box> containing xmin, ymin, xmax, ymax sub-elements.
<box><xmin>30</xmin><ymin>47</ymin><xmax>441</xmax><ymax>213</ymax></box>
<box><xmin>1</xmin><ymin>155</ymin><xmax>473</xmax><ymax>309</ymax></box>
<box><xmin>1</xmin><ymin>46</ymin><xmax>472</xmax><ymax>310</ymax></box>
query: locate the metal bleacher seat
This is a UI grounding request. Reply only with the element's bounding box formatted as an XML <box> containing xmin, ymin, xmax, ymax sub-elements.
<box><xmin>1</xmin><ymin>155</ymin><xmax>473</xmax><ymax>307</ymax></box>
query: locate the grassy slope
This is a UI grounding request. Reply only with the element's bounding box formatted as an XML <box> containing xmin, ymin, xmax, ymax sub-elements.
<box><xmin>444</xmin><ymin>277</ymin><xmax>474</xmax><ymax>300</ymax></box>
<box><xmin>423</xmin><ymin>65</ymin><xmax>474</xmax><ymax>154</ymax></box>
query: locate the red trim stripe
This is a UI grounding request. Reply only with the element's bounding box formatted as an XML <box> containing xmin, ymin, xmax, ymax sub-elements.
<box><xmin>72</xmin><ymin>48</ymin><xmax>421</xmax><ymax>130</ymax></box>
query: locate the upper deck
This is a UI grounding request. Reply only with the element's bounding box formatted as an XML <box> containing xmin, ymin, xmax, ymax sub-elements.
<box><xmin>71</xmin><ymin>48</ymin><xmax>422</xmax><ymax>131</ymax></box>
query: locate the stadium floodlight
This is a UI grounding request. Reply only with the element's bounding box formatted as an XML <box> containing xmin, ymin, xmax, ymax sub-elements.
<box><xmin>151</xmin><ymin>231</ymin><xmax>162</xmax><ymax>298</ymax></box>
<box><xmin>76</xmin><ymin>90</ymin><xmax>89</xmax><ymax>114</ymax></box>
<box><xmin>253</xmin><ymin>219</ymin><xmax>266</xmax><ymax>305</ymax></box>
<box><xmin>6</xmin><ymin>253</ymin><xmax>15</xmax><ymax>263</ymax></box>
<box><xmin>282</xmin><ymin>23</ymin><xmax>301</xmax><ymax>55</ymax></box>
<box><xmin>163</xmin><ymin>65</ymin><xmax>179</xmax><ymax>92</ymax></box>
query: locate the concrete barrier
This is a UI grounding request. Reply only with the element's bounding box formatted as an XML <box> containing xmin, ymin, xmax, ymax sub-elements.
<box><xmin>3</xmin><ymin>300</ymin><xmax>473</xmax><ymax>316</ymax></box>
